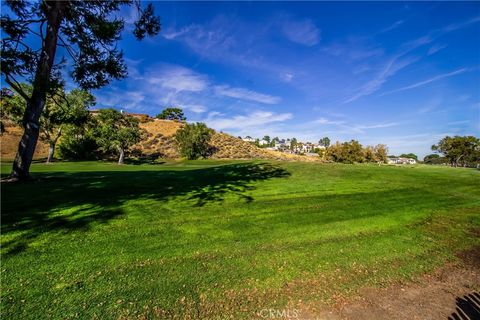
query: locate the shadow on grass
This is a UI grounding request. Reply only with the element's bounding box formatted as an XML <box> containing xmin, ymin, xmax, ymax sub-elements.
<box><xmin>1</xmin><ymin>162</ymin><xmax>290</xmax><ymax>255</ymax></box>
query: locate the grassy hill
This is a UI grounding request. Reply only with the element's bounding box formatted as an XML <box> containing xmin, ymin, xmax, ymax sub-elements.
<box><xmin>1</xmin><ymin>119</ymin><xmax>319</xmax><ymax>161</ymax></box>
<box><xmin>1</xmin><ymin>161</ymin><xmax>479</xmax><ymax>319</ymax></box>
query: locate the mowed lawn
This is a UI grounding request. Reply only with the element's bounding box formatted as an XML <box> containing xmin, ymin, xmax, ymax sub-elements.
<box><xmin>1</xmin><ymin>160</ymin><xmax>479</xmax><ymax>319</ymax></box>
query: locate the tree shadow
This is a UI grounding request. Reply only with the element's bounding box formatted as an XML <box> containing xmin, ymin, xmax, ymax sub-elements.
<box><xmin>448</xmin><ymin>292</ymin><xmax>480</xmax><ymax>320</ymax></box>
<box><xmin>1</xmin><ymin>162</ymin><xmax>290</xmax><ymax>255</ymax></box>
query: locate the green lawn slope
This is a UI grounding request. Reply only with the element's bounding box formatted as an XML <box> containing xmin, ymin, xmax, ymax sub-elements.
<box><xmin>1</xmin><ymin>161</ymin><xmax>479</xmax><ymax>319</ymax></box>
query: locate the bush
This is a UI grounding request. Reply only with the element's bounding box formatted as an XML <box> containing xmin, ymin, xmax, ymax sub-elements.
<box><xmin>174</xmin><ymin>122</ymin><xmax>213</xmax><ymax>160</ymax></box>
<box><xmin>57</xmin><ymin>126</ymin><xmax>99</xmax><ymax>160</ymax></box>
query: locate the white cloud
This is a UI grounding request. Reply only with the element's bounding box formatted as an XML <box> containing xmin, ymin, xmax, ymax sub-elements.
<box><xmin>357</xmin><ymin>123</ymin><xmax>399</xmax><ymax>129</ymax></box>
<box><xmin>282</xmin><ymin>18</ymin><xmax>320</xmax><ymax>46</ymax></box>
<box><xmin>182</xmin><ymin>104</ymin><xmax>207</xmax><ymax>113</ymax></box>
<box><xmin>147</xmin><ymin>65</ymin><xmax>208</xmax><ymax>93</ymax></box>
<box><xmin>314</xmin><ymin>117</ymin><xmax>346</xmax><ymax>125</ymax></box>
<box><xmin>281</xmin><ymin>72</ymin><xmax>294</xmax><ymax>82</ymax></box>
<box><xmin>204</xmin><ymin>110</ymin><xmax>292</xmax><ymax>131</ymax></box>
<box><xmin>96</xmin><ymin>89</ymin><xmax>146</xmax><ymax>110</ymax></box>
<box><xmin>379</xmin><ymin>68</ymin><xmax>468</xmax><ymax>96</ymax></box>
<box><xmin>214</xmin><ymin>85</ymin><xmax>281</xmax><ymax>104</ymax></box>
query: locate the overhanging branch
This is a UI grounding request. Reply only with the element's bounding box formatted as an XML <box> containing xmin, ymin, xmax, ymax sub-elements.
<box><xmin>5</xmin><ymin>75</ymin><xmax>30</xmax><ymax>102</ymax></box>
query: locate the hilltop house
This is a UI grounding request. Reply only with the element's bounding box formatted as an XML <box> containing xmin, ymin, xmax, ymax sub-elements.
<box><xmin>259</xmin><ymin>139</ymin><xmax>269</xmax><ymax>146</ymax></box>
<box><xmin>242</xmin><ymin>136</ymin><xmax>255</xmax><ymax>143</ymax></box>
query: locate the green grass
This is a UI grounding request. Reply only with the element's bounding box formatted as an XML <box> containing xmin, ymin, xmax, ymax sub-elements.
<box><xmin>1</xmin><ymin>160</ymin><xmax>479</xmax><ymax>319</ymax></box>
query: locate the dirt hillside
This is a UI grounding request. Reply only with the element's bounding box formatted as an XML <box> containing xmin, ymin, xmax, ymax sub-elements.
<box><xmin>1</xmin><ymin>119</ymin><xmax>320</xmax><ymax>162</ymax></box>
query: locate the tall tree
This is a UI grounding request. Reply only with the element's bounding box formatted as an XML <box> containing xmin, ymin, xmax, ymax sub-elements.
<box><xmin>1</xmin><ymin>0</ymin><xmax>160</xmax><ymax>180</ymax></box>
<box><xmin>432</xmin><ymin>136</ymin><xmax>479</xmax><ymax>167</ymax></box>
<box><xmin>290</xmin><ymin>137</ymin><xmax>298</xmax><ymax>151</ymax></box>
<box><xmin>156</xmin><ymin>107</ymin><xmax>186</xmax><ymax>121</ymax></box>
<box><xmin>94</xmin><ymin>108</ymin><xmax>142</xmax><ymax>164</ymax></box>
<box><xmin>319</xmin><ymin>137</ymin><xmax>331</xmax><ymax>148</ymax></box>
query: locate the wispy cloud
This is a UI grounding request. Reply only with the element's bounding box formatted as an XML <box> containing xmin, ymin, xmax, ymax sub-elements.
<box><xmin>282</xmin><ymin>17</ymin><xmax>320</xmax><ymax>46</ymax></box>
<box><xmin>314</xmin><ymin>117</ymin><xmax>346</xmax><ymax>125</ymax></box>
<box><xmin>147</xmin><ymin>65</ymin><xmax>209</xmax><ymax>93</ymax></box>
<box><xmin>204</xmin><ymin>110</ymin><xmax>292</xmax><ymax>131</ymax></box>
<box><xmin>427</xmin><ymin>44</ymin><xmax>447</xmax><ymax>55</ymax></box>
<box><xmin>379</xmin><ymin>20</ymin><xmax>404</xmax><ymax>34</ymax></box>
<box><xmin>343</xmin><ymin>55</ymin><xmax>420</xmax><ymax>103</ymax></box>
<box><xmin>312</xmin><ymin>117</ymin><xmax>400</xmax><ymax>134</ymax></box>
<box><xmin>343</xmin><ymin>15</ymin><xmax>480</xmax><ymax>104</ymax></box>
<box><xmin>321</xmin><ymin>37</ymin><xmax>384</xmax><ymax>62</ymax></box>
<box><xmin>357</xmin><ymin>123</ymin><xmax>399</xmax><ymax>129</ymax></box>
<box><xmin>379</xmin><ymin>68</ymin><xmax>468</xmax><ymax>96</ymax></box>
<box><xmin>214</xmin><ymin>85</ymin><xmax>281</xmax><ymax>104</ymax></box>
<box><xmin>182</xmin><ymin>104</ymin><xmax>207</xmax><ymax>113</ymax></box>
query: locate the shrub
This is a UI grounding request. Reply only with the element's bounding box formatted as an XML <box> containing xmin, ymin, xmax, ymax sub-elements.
<box><xmin>325</xmin><ymin>141</ymin><xmax>388</xmax><ymax>164</ymax></box>
<box><xmin>174</xmin><ymin>122</ymin><xmax>213</xmax><ymax>160</ymax></box>
<box><xmin>57</xmin><ymin>126</ymin><xmax>99</xmax><ymax>160</ymax></box>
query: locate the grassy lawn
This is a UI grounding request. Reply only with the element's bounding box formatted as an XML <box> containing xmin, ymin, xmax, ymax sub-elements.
<box><xmin>1</xmin><ymin>160</ymin><xmax>479</xmax><ymax>319</ymax></box>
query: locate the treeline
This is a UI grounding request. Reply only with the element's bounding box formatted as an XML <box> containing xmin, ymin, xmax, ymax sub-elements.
<box><xmin>323</xmin><ymin>140</ymin><xmax>388</xmax><ymax>164</ymax></box>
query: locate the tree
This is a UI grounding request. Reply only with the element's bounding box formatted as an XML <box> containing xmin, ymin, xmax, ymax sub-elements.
<box><xmin>262</xmin><ymin>135</ymin><xmax>271</xmax><ymax>144</ymax></box>
<box><xmin>2</xmin><ymin>84</ymin><xmax>94</xmax><ymax>162</ymax></box>
<box><xmin>290</xmin><ymin>137</ymin><xmax>298</xmax><ymax>151</ymax></box>
<box><xmin>319</xmin><ymin>137</ymin><xmax>331</xmax><ymax>148</ymax></box>
<box><xmin>423</xmin><ymin>154</ymin><xmax>447</xmax><ymax>165</ymax></box>
<box><xmin>374</xmin><ymin>144</ymin><xmax>388</xmax><ymax>163</ymax></box>
<box><xmin>1</xmin><ymin>1</ymin><xmax>160</xmax><ymax>180</ymax></box>
<box><xmin>432</xmin><ymin>136</ymin><xmax>480</xmax><ymax>167</ymax></box>
<box><xmin>364</xmin><ymin>146</ymin><xmax>376</xmax><ymax>162</ymax></box>
<box><xmin>94</xmin><ymin>109</ymin><xmax>142</xmax><ymax>164</ymax></box>
<box><xmin>42</xmin><ymin>88</ymin><xmax>93</xmax><ymax>162</ymax></box>
<box><xmin>156</xmin><ymin>107</ymin><xmax>186</xmax><ymax>121</ymax></box>
<box><xmin>325</xmin><ymin>140</ymin><xmax>369</xmax><ymax>164</ymax></box>
<box><xmin>174</xmin><ymin>122</ymin><xmax>214</xmax><ymax>160</ymax></box>
<box><xmin>399</xmin><ymin>153</ymin><xmax>418</xmax><ymax>160</ymax></box>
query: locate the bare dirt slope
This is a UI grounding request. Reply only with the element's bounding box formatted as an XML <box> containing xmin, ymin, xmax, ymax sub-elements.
<box><xmin>1</xmin><ymin>123</ymin><xmax>49</xmax><ymax>159</ymax></box>
<box><xmin>133</xmin><ymin>119</ymin><xmax>320</xmax><ymax>161</ymax></box>
<box><xmin>1</xmin><ymin>119</ymin><xmax>320</xmax><ymax>161</ymax></box>
<box><xmin>307</xmin><ymin>247</ymin><xmax>480</xmax><ymax>320</ymax></box>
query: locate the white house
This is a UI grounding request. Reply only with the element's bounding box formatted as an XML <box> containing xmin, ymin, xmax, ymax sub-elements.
<box><xmin>242</xmin><ymin>136</ymin><xmax>255</xmax><ymax>143</ymax></box>
<box><xmin>388</xmin><ymin>157</ymin><xmax>417</xmax><ymax>165</ymax></box>
<box><xmin>259</xmin><ymin>139</ymin><xmax>269</xmax><ymax>146</ymax></box>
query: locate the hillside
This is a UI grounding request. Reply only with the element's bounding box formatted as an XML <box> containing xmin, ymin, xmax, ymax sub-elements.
<box><xmin>1</xmin><ymin>119</ymin><xmax>320</xmax><ymax>161</ymax></box>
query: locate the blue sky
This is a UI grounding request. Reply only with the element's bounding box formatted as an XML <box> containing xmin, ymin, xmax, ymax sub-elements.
<box><xmin>8</xmin><ymin>1</ymin><xmax>480</xmax><ymax>158</ymax></box>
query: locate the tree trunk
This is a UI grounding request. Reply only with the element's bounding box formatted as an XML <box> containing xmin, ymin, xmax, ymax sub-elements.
<box><xmin>46</xmin><ymin>144</ymin><xmax>55</xmax><ymax>163</ymax></box>
<box><xmin>118</xmin><ymin>147</ymin><xmax>125</xmax><ymax>165</ymax></box>
<box><xmin>10</xmin><ymin>1</ymin><xmax>66</xmax><ymax>180</ymax></box>
<box><xmin>46</xmin><ymin>128</ymin><xmax>62</xmax><ymax>164</ymax></box>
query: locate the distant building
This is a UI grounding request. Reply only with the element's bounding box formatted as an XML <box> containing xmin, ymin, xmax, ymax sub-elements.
<box><xmin>388</xmin><ymin>157</ymin><xmax>417</xmax><ymax>165</ymax></box>
<box><xmin>242</xmin><ymin>136</ymin><xmax>255</xmax><ymax>143</ymax></box>
<box><xmin>259</xmin><ymin>139</ymin><xmax>269</xmax><ymax>146</ymax></box>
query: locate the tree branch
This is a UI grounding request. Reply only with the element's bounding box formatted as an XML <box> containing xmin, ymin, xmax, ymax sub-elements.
<box><xmin>58</xmin><ymin>35</ymin><xmax>78</xmax><ymax>62</ymax></box>
<box><xmin>5</xmin><ymin>75</ymin><xmax>30</xmax><ymax>102</ymax></box>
